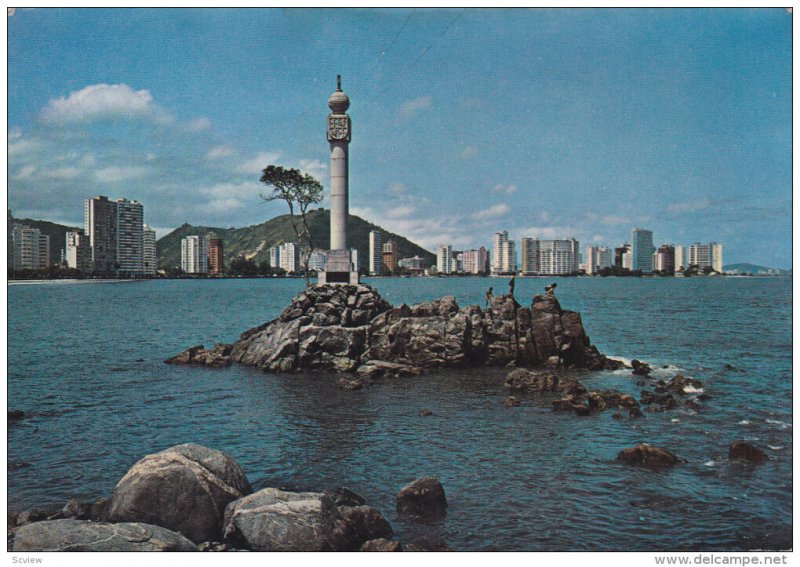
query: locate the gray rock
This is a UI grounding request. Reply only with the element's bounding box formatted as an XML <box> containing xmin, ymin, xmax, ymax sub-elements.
<box><xmin>12</xmin><ymin>519</ymin><xmax>197</xmax><ymax>551</ymax></box>
<box><xmin>222</xmin><ymin>488</ymin><xmax>351</xmax><ymax>551</ymax></box>
<box><xmin>505</xmin><ymin>369</ymin><xmax>587</xmax><ymax>396</ymax></box>
<box><xmin>617</xmin><ymin>444</ymin><xmax>680</xmax><ymax>468</ymax></box>
<box><xmin>404</xmin><ymin>535</ymin><xmax>452</xmax><ymax>551</ymax></box>
<box><xmin>396</xmin><ymin>477</ymin><xmax>447</xmax><ymax>517</ymax></box>
<box><xmin>361</xmin><ymin>538</ymin><xmax>402</xmax><ymax>551</ymax></box>
<box><xmin>338</xmin><ymin>505</ymin><xmax>393</xmax><ymax>546</ymax></box>
<box><xmin>108</xmin><ymin>443</ymin><xmax>251</xmax><ymax>544</ymax></box>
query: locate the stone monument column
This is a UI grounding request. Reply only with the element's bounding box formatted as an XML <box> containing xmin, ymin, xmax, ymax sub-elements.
<box><xmin>320</xmin><ymin>76</ymin><xmax>358</xmax><ymax>285</ymax></box>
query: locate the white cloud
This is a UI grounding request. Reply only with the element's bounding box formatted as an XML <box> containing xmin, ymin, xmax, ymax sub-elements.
<box><xmin>472</xmin><ymin>203</ymin><xmax>510</xmax><ymax>220</ymax></box>
<box><xmin>592</xmin><ymin>234</ymin><xmax>606</xmax><ymax>243</ymax></box>
<box><xmin>518</xmin><ymin>225</ymin><xmax>579</xmax><ymax>239</ymax></box>
<box><xmin>40</xmin><ymin>84</ymin><xmax>159</xmax><ymax>124</ymax></box>
<box><xmin>48</xmin><ymin>167</ymin><xmax>82</xmax><ymax>179</ymax></box>
<box><xmin>388</xmin><ymin>183</ymin><xmax>408</xmax><ymax>196</ymax></box>
<box><xmin>185</xmin><ymin>117</ymin><xmax>212</xmax><ymax>131</ymax></box>
<box><xmin>491</xmin><ymin>184</ymin><xmax>517</xmax><ymax>195</ymax></box>
<box><xmin>460</xmin><ymin>146</ymin><xmax>478</xmax><ymax>159</ymax></box>
<box><xmin>351</xmin><ymin>205</ymin><xmax>473</xmax><ymax>251</ymax></box>
<box><xmin>297</xmin><ymin>159</ymin><xmax>327</xmax><ymax>181</ymax></box>
<box><xmin>8</xmin><ymin>127</ymin><xmax>22</xmax><ymax>140</ymax></box>
<box><xmin>201</xmin><ymin>181</ymin><xmax>261</xmax><ymax>200</ymax></box>
<box><xmin>8</xmin><ymin>138</ymin><xmax>39</xmax><ymax>156</ymax></box>
<box><xmin>386</xmin><ymin>205</ymin><xmax>416</xmax><ymax>219</ymax></box>
<box><xmin>667</xmin><ymin>199</ymin><xmax>712</xmax><ymax>214</ymax></box>
<box><xmin>95</xmin><ymin>166</ymin><xmax>148</xmax><ymax>183</ymax></box>
<box><xmin>600</xmin><ymin>214</ymin><xmax>630</xmax><ymax>226</ymax></box>
<box><xmin>206</xmin><ymin>145</ymin><xmax>234</xmax><ymax>159</ymax></box>
<box><xmin>400</xmin><ymin>96</ymin><xmax>432</xmax><ymax>118</ymax></box>
<box><xmin>236</xmin><ymin>151</ymin><xmax>282</xmax><ymax>175</ymax></box>
<box><xmin>12</xmin><ymin>166</ymin><xmax>36</xmax><ymax>180</ymax></box>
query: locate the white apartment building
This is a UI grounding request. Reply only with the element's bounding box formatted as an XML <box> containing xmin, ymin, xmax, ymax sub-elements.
<box><xmin>308</xmin><ymin>250</ymin><xmax>327</xmax><ymax>272</ymax></box>
<box><xmin>674</xmin><ymin>245</ymin><xmax>687</xmax><ymax>272</ymax></box>
<box><xmin>689</xmin><ymin>242</ymin><xmax>723</xmax><ymax>273</ymax></box>
<box><xmin>492</xmin><ymin>231</ymin><xmax>516</xmax><ymax>274</ymax></box>
<box><xmin>268</xmin><ymin>245</ymin><xmax>281</xmax><ymax>269</ymax></box>
<box><xmin>537</xmin><ymin>238</ymin><xmax>580</xmax><ymax>275</ymax></box>
<box><xmin>181</xmin><ymin>235</ymin><xmax>209</xmax><ymax>274</ymax></box>
<box><xmin>462</xmin><ymin>247</ymin><xmax>489</xmax><ymax>274</ymax></box>
<box><xmin>279</xmin><ymin>242</ymin><xmax>300</xmax><ymax>273</ymax></box>
<box><xmin>12</xmin><ymin>225</ymin><xmax>49</xmax><ymax>270</ymax></box>
<box><xmin>436</xmin><ymin>244</ymin><xmax>453</xmax><ymax>274</ymax></box>
<box><xmin>585</xmin><ymin>245</ymin><xmax>613</xmax><ymax>275</ymax></box>
<box><xmin>115</xmin><ymin>199</ymin><xmax>144</xmax><ymax>276</ymax></box>
<box><xmin>142</xmin><ymin>225</ymin><xmax>157</xmax><ymax>276</ymax></box>
<box><xmin>66</xmin><ymin>230</ymin><xmax>91</xmax><ymax>272</ymax></box>
<box><xmin>521</xmin><ymin>238</ymin><xmax>540</xmax><ymax>275</ymax></box>
<box><xmin>369</xmin><ymin>230</ymin><xmax>382</xmax><ymax>275</ymax></box>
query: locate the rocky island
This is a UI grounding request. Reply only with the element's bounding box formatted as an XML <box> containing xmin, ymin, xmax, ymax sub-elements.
<box><xmin>166</xmin><ymin>283</ymin><xmax>622</xmax><ymax>379</ymax></box>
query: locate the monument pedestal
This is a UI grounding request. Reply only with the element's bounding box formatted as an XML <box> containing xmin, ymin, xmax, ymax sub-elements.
<box><xmin>318</xmin><ymin>249</ymin><xmax>359</xmax><ymax>285</ymax></box>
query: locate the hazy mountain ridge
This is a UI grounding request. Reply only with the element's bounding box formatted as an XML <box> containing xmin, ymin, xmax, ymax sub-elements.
<box><xmin>155</xmin><ymin>209</ymin><xmax>436</xmax><ymax>270</ymax></box>
<box><xmin>722</xmin><ymin>263</ymin><xmax>791</xmax><ymax>275</ymax></box>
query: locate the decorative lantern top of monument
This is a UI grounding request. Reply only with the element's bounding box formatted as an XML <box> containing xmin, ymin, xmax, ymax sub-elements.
<box><xmin>328</xmin><ymin>74</ymin><xmax>350</xmax><ymax>114</ymax></box>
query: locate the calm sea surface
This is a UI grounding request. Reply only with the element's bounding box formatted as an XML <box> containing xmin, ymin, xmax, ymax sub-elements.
<box><xmin>7</xmin><ymin>276</ymin><xmax>792</xmax><ymax>550</ymax></box>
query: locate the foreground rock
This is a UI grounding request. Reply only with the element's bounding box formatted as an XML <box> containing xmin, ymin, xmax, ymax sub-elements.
<box><xmin>396</xmin><ymin>477</ymin><xmax>447</xmax><ymax>517</ymax></box>
<box><xmin>12</xmin><ymin>519</ymin><xmax>197</xmax><ymax>551</ymax></box>
<box><xmin>729</xmin><ymin>441</ymin><xmax>768</xmax><ymax>464</ymax></box>
<box><xmin>108</xmin><ymin>443</ymin><xmax>251</xmax><ymax>543</ymax></box>
<box><xmin>168</xmin><ymin>285</ymin><xmax>620</xmax><ymax>374</ymax></box>
<box><xmin>222</xmin><ymin>487</ymin><xmax>391</xmax><ymax>551</ymax></box>
<box><xmin>361</xmin><ymin>538</ymin><xmax>402</xmax><ymax>551</ymax></box>
<box><xmin>617</xmin><ymin>444</ymin><xmax>680</xmax><ymax>468</ymax></box>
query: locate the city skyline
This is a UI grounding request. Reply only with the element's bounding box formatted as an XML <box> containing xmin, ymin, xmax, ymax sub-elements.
<box><xmin>7</xmin><ymin>8</ymin><xmax>792</xmax><ymax>267</ymax></box>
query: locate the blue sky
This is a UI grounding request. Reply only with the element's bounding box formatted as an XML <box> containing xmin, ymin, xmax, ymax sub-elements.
<box><xmin>7</xmin><ymin>8</ymin><xmax>792</xmax><ymax>267</ymax></box>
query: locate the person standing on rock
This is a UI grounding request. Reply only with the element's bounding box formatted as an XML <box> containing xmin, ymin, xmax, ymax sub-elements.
<box><xmin>508</xmin><ymin>274</ymin><xmax>516</xmax><ymax>298</ymax></box>
<box><xmin>545</xmin><ymin>282</ymin><xmax>557</xmax><ymax>296</ymax></box>
<box><xmin>485</xmin><ymin>287</ymin><xmax>494</xmax><ymax>307</ymax></box>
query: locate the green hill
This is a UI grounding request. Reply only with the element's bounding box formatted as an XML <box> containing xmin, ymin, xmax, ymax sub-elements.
<box><xmin>156</xmin><ymin>208</ymin><xmax>435</xmax><ymax>270</ymax></box>
<box><xmin>10</xmin><ymin>217</ymin><xmax>81</xmax><ymax>266</ymax></box>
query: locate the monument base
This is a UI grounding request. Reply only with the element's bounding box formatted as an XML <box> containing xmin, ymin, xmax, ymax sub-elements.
<box><xmin>318</xmin><ymin>249</ymin><xmax>359</xmax><ymax>285</ymax></box>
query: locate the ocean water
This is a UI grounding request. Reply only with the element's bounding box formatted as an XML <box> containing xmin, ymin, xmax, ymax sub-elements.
<box><xmin>7</xmin><ymin>276</ymin><xmax>792</xmax><ymax>551</ymax></box>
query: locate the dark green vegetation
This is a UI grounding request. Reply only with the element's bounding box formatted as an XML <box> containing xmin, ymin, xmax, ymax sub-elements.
<box><xmin>156</xmin><ymin>209</ymin><xmax>435</xmax><ymax>271</ymax></box>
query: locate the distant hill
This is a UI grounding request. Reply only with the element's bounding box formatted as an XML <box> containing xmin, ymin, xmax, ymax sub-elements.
<box><xmin>723</xmin><ymin>263</ymin><xmax>791</xmax><ymax>275</ymax></box>
<box><xmin>10</xmin><ymin>217</ymin><xmax>81</xmax><ymax>266</ymax></box>
<box><xmin>156</xmin><ymin>208</ymin><xmax>436</xmax><ymax>270</ymax></box>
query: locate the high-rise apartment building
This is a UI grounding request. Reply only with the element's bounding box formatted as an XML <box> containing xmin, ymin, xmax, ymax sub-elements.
<box><xmin>142</xmin><ymin>225</ymin><xmax>157</xmax><ymax>276</ymax></box>
<box><xmin>115</xmin><ymin>199</ymin><xmax>144</xmax><ymax>276</ymax></box>
<box><xmin>350</xmin><ymin>248</ymin><xmax>359</xmax><ymax>273</ymax></box>
<box><xmin>66</xmin><ymin>230</ymin><xmax>92</xmax><ymax>272</ymax></box>
<box><xmin>689</xmin><ymin>242</ymin><xmax>723</xmax><ymax>273</ymax></box>
<box><xmin>369</xmin><ymin>230</ymin><xmax>382</xmax><ymax>275</ymax></box>
<box><xmin>674</xmin><ymin>245</ymin><xmax>687</xmax><ymax>272</ymax></box>
<box><xmin>436</xmin><ymin>244</ymin><xmax>453</xmax><ymax>274</ymax></box>
<box><xmin>85</xmin><ymin>196</ymin><xmax>117</xmax><ymax>274</ymax></box>
<box><xmin>308</xmin><ymin>250</ymin><xmax>328</xmax><ymax>272</ymax></box>
<box><xmin>12</xmin><ymin>225</ymin><xmax>49</xmax><ymax>270</ymax></box>
<box><xmin>521</xmin><ymin>238</ymin><xmax>540</xmax><ymax>275</ymax></box>
<box><xmin>585</xmin><ymin>245</ymin><xmax>613</xmax><ymax>275</ymax></box>
<box><xmin>537</xmin><ymin>238</ymin><xmax>580</xmax><ymax>275</ymax></box>
<box><xmin>268</xmin><ymin>245</ymin><xmax>281</xmax><ymax>270</ymax></box>
<box><xmin>462</xmin><ymin>247</ymin><xmax>490</xmax><ymax>275</ymax></box>
<box><xmin>614</xmin><ymin>244</ymin><xmax>630</xmax><ymax>269</ymax></box>
<box><xmin>631</xmin><ymin>228</ymin><xmax>655</xmax><ymax>273</ymax></box>
<box><xmin>382</xmin><ymin>240</ymin><xmax>398</xmax><ymax>273</ymax></box>
<box><xmin>492</xmin><ymin>231</ymin><xmax>516</xmax><ymax>275</ymax></box>
<box><xmin>398</xmin><ymin>256</ymin><xmax>425</xmax><ymax>272</ymax></box>
<box><xmin>279</xmin><ymin>242</ymin><xmax>300</xmax><ymax>273</ymax></box>
<box><xmin>181</xmin><ymin>235</ymin><xmax>209</xmax><ymax>274</ymax></box>
<box><xmin>652</xmin><ymin>245</ymin><xmax>676</xmax><ymax>274</ymax></box>
<box><xmin>208</xmin><ymin>235</ymin><xmax>224</xmax><ymax>275</ymax></box>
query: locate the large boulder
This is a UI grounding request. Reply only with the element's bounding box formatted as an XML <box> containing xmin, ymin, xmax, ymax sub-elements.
<box><xmin>729</xmin><ymin>441</ymin><xmax>768</xmax><ymax>464</ymax></box>
<box><xmin>617</xmin><ymin>444</ymin><xmax>680</xmax><ymax>468</ymax></box>
<box><xmin>107</xmin><ymin>444</ymin><xmax>251</xmax><ymax>544</ymax></box>
<box><xmin>361</xmin><ymin>538</ymin><xmax>402</xmax><ymax>551</ymax></box>
<box><xmin>222</xmin><ymin>488</ymin><xmax>352</xmax><ymax>551</ymax></box>
<box><xmin>396</xmin><ymin>477</ymin><xmax>447</xmax><ymax>517</ymax></box>
<box><xmin>12</xmin><ymin>519</ymin><xmax>197</xmax><ymax>551</ymax></box>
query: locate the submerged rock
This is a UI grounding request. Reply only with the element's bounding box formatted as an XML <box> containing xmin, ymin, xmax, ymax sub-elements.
<box><xmin>617</xmin><ymin>444</ymin><xmax>680</xmax><ymax>468</ymax></box>
<box><xmin>729</xmin><ymin>441</ymin><xmax>768</xmax><ymax>465</ymax></box>
<box><xmin>169</xmin><ymin>284</ymin><xmax>618</xmax><ymax>375</ymax></box>
<box><xmin>396</xmin><ymin>477</ymin><xmax>447</xmax><ymax>517</ymax></box>
<box><xmin>108</xmin><ymin>443</ymin><xmax>251</xmax><ymax>544</ymax></box>
<box><xmin>631</xmin><ymin>359</ymin><xmax>652</xmax><ymax>376</ymax></box>
<box><xmin>12</xmin><ymin>519</ymin><xmax>197</xmax><ymax>551</ymax></box>
<box><xmin>504</xmin><ymin>369</ymin><xmax>587</xmax><ymax>396</ymax></box>
<box><xmin>404</xmin><ymin>535</ymin><xmax>452</xmax><ymax>551</ymax></box>
<box><xmin>503</xmin><ymin>396</ymin><xmax>521</xmax><ymax>408</ymax></box>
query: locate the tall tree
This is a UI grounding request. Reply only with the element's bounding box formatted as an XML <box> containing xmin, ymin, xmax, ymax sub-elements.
<box><xmin>259</xmin><ymin>166</ymin><xmax>323</xmax><ymax>285</ymax></box>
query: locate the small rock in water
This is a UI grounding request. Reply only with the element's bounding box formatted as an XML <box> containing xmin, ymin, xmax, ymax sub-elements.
<box><xmin>611</xmin><ymin>412</ymin><xmax>623</xmax><ymax>420</ymax></box>
<box><xmin>396</xmin><ymin>477</ymin><xmax>447</xmax><ymax>518</ymax></box>
<box><xmin>337</xmin><ymin>377</ymin><xmax>364</xmax><ymax>391</ymax></box>
<box><xmin>729</xmin><ymin>441</ymin><xmax>768</xmax><ymax>465</ymax></box>
<box><xmin>419</xmin><ymin>408</ymin><xmax>433</xmax><ymax>417</ymax></box>
<box><xmin>617</xmin><ymin>444</ymin><xmax>680</xmax><ymax>468</ymax></box>
<box><xmin>631</xmin><ymin>360</ymin><xmax>652</xmax><ymax>376</ymax></box>
<box><xmin>503</xmin><ymin>396</ymin><xmax>521</xmax><ymax>408</ymax></box>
